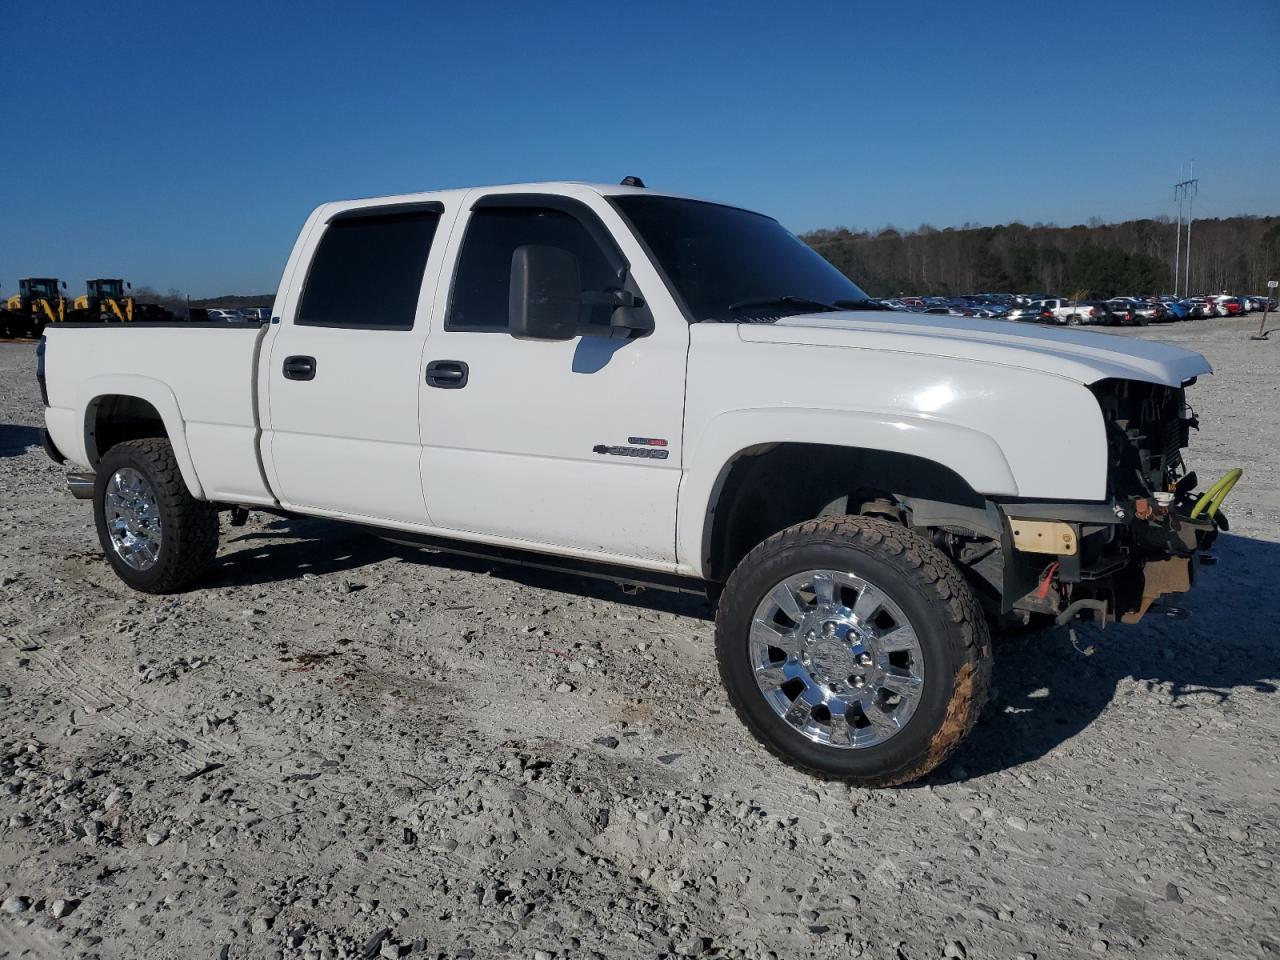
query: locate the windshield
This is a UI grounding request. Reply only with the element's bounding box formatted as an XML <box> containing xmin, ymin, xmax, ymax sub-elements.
<box><xmin>611</xmin><ymin>196</ymin><xmax>870</xmax><ymax>322</ymax></box>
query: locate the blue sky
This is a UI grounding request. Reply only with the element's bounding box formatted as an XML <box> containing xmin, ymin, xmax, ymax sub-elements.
<box><xmin>3</xmin><ymin>0</ymin><xmax>1278</xmax><ymax>296</ymax></box>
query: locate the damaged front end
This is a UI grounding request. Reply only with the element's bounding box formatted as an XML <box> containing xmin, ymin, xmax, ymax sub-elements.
<box><xmin>998</xmin><ymin>377</ymin><xmax>1233</xmax><ymax>626</ymax></box>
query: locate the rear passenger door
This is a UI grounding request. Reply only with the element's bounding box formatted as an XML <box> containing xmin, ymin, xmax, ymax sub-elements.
<box><xmin>262</xmin><ymin>202</ymin><xmax>451</xmax><ymax>523</ymax></box>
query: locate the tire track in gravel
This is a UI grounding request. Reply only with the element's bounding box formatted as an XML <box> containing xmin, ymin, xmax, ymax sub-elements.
<box><xmin>3</xmin><ymin>631</ymin><xmax>233</xmax><ymax>781</ymax></box>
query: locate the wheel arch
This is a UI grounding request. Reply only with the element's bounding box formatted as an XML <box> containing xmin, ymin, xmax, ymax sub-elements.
<box><xmin>680</xmin><ymin>409</ymin><xmax>1017</xmax><ymax>581</ymax></box>
<box><xmin>79</xmin><ymin>376</ymin><xmax>205</xmax><ymax>500</ymax></box>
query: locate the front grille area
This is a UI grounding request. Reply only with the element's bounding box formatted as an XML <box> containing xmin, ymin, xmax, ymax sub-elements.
<box><xmin>1091</xmin><ymin>378</ymin><xmax>1191</xmax><ymax>498</ymax></box>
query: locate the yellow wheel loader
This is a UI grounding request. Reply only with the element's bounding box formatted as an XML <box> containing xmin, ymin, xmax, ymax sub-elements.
<box><xmin>70</xmin><ymin>279</ymin><xmax>175</xmax><ymax>324</ymax></box>
<box><xmin>5</xmin><ymin>278</ymin><xmax>68</xmax><ymax>338</ymax></box>
<box><xmin>72</xmin><ymin>278</ymin><xmax>135</xmax><ymax>322</ymax></box>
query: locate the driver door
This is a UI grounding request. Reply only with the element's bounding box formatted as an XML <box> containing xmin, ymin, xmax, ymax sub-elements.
<box><xmin>417</xmin><ymin>190</ymin><xmax>688</xmax><ymax>566</ymax></box>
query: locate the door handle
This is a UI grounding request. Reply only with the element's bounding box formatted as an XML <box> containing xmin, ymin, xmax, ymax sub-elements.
<box><xmin>282</xmin><ymin>355</ymin><xmax>316</xmax><ymax>381</ymax></box>
<box><xmin>426</xmin><ymin>360</ymin><xmax>468</xmax><ymax>389</ymax></box>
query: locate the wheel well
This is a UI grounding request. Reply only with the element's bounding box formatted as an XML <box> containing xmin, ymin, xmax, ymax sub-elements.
<box><xmin>87</xmin><ymin>395</ymin><xmax>168</xmax><ymax>463</ymax></box>
<box><xmin>704</xmin><ymin>443</ymin><xmax>988</xmax><ymax>582</ymax></box>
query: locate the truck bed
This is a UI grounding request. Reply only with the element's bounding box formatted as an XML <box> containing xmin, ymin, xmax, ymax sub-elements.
<box><xmin>42</xmin><ymin>322</ymin><xmax>275</xmax><ymax>505</ymax></box>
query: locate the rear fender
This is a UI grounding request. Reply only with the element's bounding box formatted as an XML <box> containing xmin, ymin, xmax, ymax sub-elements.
<box><xmin>77</xmin><ymin>375</ymin><xmax>206</xmax><ymax>500</ymax></box>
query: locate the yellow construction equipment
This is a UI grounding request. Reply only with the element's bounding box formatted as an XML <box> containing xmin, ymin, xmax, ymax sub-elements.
<box><xmin>70</xmin><ymin>278</ymin><xmax>174</xmax><ymax>324</ymax></box>
<box><xmin>5</xmin><ymin>278</ymin><xmax>68</xmax><ymax>338</ymax></box>
<box><xmin>73</xmin><ymin>278</ymin><xmax>136</xmax><ymax>322</ymax></box>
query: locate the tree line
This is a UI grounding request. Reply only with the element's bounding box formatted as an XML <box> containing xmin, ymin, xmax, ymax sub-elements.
<box><xmin>130</xmin><ymin>213</ymin><xmax>1280</xmax><ymax>309</ymax></box>
<box><xmin>126</xmin><ymin>289</ymin><xmax>275</xmax><ymax>315</ymax></box>
<box><xmin>803</xmin><ymin>215</ymin><xmax>1280</xmax><ymax>299</ymax></box>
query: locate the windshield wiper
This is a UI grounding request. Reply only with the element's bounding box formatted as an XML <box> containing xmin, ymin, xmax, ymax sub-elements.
<box><xmin>726</xmin><ymin>295</ymin><xmax>842</xmax><ymax>314</ymax></box>
<box><xmin>833</xmin><ymin>298</ymin><xmax>890</xmax><ymax>311</ymax></box>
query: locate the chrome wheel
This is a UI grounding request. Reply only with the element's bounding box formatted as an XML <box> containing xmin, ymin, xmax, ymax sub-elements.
<box><xmin>104</xmin><ymin>468</ymin><xmax>162</xmax><ymax>571</ymax></box>
<box><xmin>749</xmin><ymin>569</ymin><xmax>925</xmax><ymax>749</ymax></box>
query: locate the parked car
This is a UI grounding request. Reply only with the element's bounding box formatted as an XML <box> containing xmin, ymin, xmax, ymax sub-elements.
<box><xmin>1185</xmin><ymin>297</ymin><xmax>1215</xmax><ymax>319</ymax></box>
<box><xmin>1098</xmin><ymin>300</ymin><xmax>1139</xmax><ymax>325</ymax></box>
<box><xmin>240</xmin><ymin>306</ymin><xmax>274</xmax><ymax>323</ymax></box>
<box><xmin>1203</xmin><ymin>295</ymin><xmax>1236</xmax><ymax>317</ymax></box>
<box><xmin>1140</xmin><ymin>299</ymin><xmax>1171</xmax><ymax>322</ymax></box>
<box><xmin>1029</xmin><ymin>298</ymin><xmax>1098</xmax><ymax>325</ymax></box>
<box><xmin>39</xmin><ymin>179</ymin><xmax>1228</xmax><ymax>786</ymax></box>
<box><xmin>1177</xmin><ymin>299</ymin><xmax>1204</xmax><ymax>319</ymax></box>
<box><xmin>1106</xmin><ymin>298</ymin><xmax>1154</xmax><ymax>325</ymax></box>
<box><xmin>1074</xmin><ymin>301</ymin><xmax>1114</xmax><ymax>325</ymax></box>
<box><xmin>1006</xmin><ymin>301</ymin><xmax>1055</xmax><ymax>323</ymax></box>
<box><xmin>205</xmin><ymin>308</ymin><xmax>245</xmax><ymax>322</ymax></box>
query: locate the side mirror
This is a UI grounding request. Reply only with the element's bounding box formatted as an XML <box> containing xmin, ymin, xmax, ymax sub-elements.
<box><xmin>509</xmin><ymin>245</ymin><xmax>581</xmax><ymax>341</ymax></box>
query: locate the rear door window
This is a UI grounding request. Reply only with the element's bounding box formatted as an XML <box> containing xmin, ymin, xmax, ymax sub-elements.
<box><xmin>296</xmin><ymin>208</ymin><xmax>441</xmax><ymax>330</ymax></box>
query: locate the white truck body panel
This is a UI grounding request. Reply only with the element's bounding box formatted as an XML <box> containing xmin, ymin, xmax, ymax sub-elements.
<box><xmin>749</xmin><ymin>313</ymin><xmax>1211</xmax><ymax>388</ymax></box>
<box><xmin>42</xmin><ymin>181</ymin><xmax>1215</xmax><ymax>582</ymax></box>
<box><xmin>259</xmin><ymin>193</ymin><xmax>463</xmax><ymax>526</ymax></box>
<box><xmin>411</xmin><ymin>185</ymin><xmax>689</xmax><ymax>563</ymax></box>
<box><xmin>42</xmin><ymin>325</ymin><xmax>273</xmax><ymax>505</ymax></box>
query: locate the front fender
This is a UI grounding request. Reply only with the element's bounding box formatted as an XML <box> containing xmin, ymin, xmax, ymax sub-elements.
<box><xmin>76</xmin><ymin>374</ymin><xmax>206</xmax><ymax>500</ymax></box>
<box><xmin>676</xmin><ymin>407</ymin><xmax>1018</xmax><ymax>574</ymax></box>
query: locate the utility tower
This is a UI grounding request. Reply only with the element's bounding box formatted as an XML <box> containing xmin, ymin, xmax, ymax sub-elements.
<box><xmin>1174</xmin><ymin>162</ymin><xmax>1199</xmax><ymax>297</ymax></box>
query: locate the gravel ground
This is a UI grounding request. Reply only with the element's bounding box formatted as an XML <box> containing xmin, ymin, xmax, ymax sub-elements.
<box><xmin>1</xmin><ymin>317</ymin><xmax>1277</xmax><ymax>960</ymax></box>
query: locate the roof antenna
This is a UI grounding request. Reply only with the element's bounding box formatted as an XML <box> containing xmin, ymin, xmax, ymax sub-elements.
<box><xmin>620</xmin><ymin>175</ymin><xmax>645</xmax><ymax>188</ymax></box>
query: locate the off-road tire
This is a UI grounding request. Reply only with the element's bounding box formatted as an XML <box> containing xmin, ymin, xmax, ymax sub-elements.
<box><xmin>715</xmin><ymin>516</ymin><xmax>992</xmax><ymax>786</ymax></box>
<box><xmin>93</xmin><ymin>439</ymin><xmax>219</xmax><ymax>593</ymax></box>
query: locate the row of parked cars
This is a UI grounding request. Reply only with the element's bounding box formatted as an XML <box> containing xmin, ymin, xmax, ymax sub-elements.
<box><xmin>878</xmin><ymin>293</ymin><xmax>1275</xmax><ymax>326</ymax></box>
<box><xmin>190</xmin><ymin>306</ymin><xmax>272</xmax><ymax>323</ymax></box>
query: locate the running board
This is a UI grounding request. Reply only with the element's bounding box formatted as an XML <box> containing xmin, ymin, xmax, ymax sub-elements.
<box><xmin>361</xmin><ymin>524</ymin><xmax>712</xmax><ymax>597</ymax></box>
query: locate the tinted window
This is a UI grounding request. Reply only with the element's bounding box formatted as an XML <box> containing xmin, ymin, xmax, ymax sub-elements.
<box><xmin>612</xmin><ymin>195</ymin><xmax>869</xmax><ymax>322</ymax></box>
<box><xmin>297</xmin><ymin>209</ymin><xmax>440</xmax><ymax>329</ymax></box>
<box><xmin>447</xmin><ymin>207</ymin><xmax>621</xmax><ymax>332</ymax></box>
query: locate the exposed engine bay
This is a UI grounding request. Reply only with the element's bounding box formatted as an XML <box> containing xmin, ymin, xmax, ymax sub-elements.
<box><xmin>933</xmin><ymin>377</ymin><xmax>1238</xmax><ymax>628</ymax></box>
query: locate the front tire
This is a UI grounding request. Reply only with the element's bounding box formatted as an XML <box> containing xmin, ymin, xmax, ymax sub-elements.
<box><xmin>93</xmin><ymin>439</ymin><xmax>219</xmax><ymax>593</ymax></box>
<box><xmin>715</xmin><ymin>517</ymin><xmax>991</xmax><ymax>786</ymax></box>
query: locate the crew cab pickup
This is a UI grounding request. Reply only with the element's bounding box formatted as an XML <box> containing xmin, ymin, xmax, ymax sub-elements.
<box><xmin>38</xmin><ymin>180</ymin><xmax>1231</xmax><ymax>786</ymax></box>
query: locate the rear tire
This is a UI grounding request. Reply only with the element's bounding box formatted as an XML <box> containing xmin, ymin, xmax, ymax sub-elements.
<box><xmin>93</xmin><ymin>439</ymin><xmax>219</xmax><ymax>593</ymax></box>
<box><xmin>715</xmin><ymin>516</ymin><xmax>992</xmax><ymax>786</ymax></box>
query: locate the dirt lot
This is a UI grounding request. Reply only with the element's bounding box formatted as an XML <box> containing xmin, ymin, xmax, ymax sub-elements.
<box><xmin>1</xmin><ymin>317</ymin><xmax>1277</xmax><ymax>960</ymax></box>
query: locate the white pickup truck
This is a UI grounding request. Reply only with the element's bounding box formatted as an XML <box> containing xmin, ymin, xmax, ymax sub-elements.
<box><xmin>38</xmin><ymin>180</ymin><xmax>1230</xmax><ymax>786</ymax></box>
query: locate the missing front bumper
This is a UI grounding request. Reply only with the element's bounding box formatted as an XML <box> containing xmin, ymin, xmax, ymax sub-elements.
<box><xmin>1117</xmin><ymin>555</ymin><xmax>1194</xmax><ymax>624</ymax></box>
<box><xmin>999</xmin><ymin>499</ymin><xmax>1216</xmax><ymax>625</ymax></box>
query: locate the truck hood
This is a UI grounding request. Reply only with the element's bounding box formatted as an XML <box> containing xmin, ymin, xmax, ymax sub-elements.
<box><xmin>736</xmin><ymin>311</ymin><xmax>1211</xmax><ymax>387</ymax></box>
